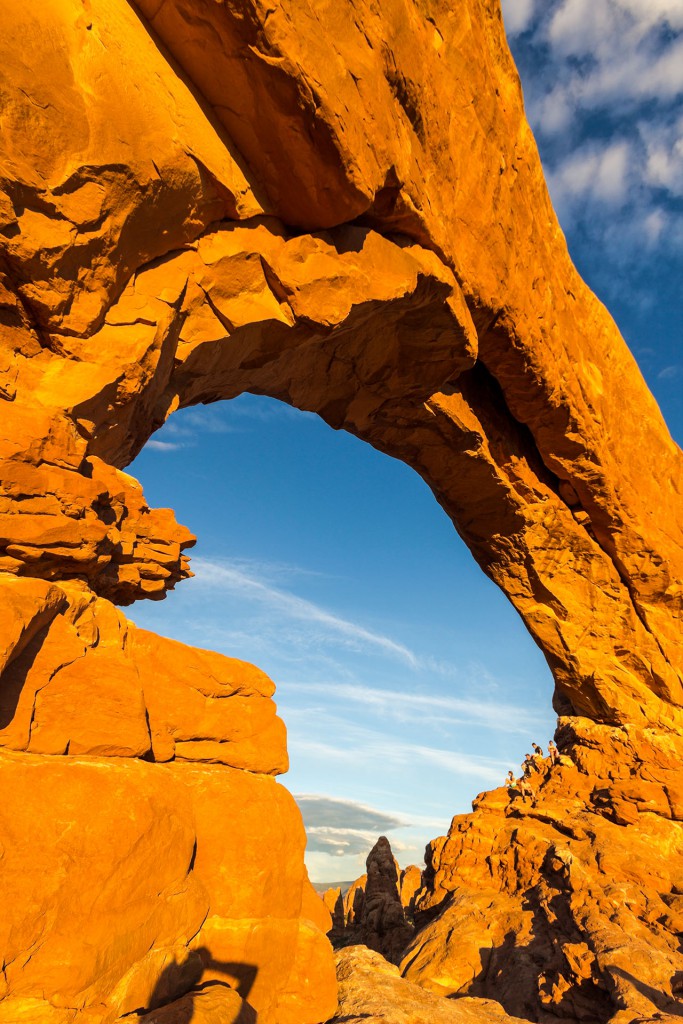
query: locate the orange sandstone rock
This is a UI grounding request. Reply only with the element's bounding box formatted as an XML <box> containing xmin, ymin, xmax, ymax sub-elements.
<box><xmin>399</xmin><ymin>865</ymin><xmax>424</xmax><ymax>920</ymax></box>
<box><xmin>0</xmin><ymin>578</ymin><xmax>332</xmax><ymax>1023</ymax></box>
<box><xmin>403</xmin><ymin>741</ymin><xmax>683</xmax><ymax>1019</ymax></box>
<box><xmin>0</xmin><ymin>747</ymin><xmax>208</xmax><ymax>1022</ymax></box>
<box><xmin>0</xmin><ymin>0</ymin><xmax>682</xmax><ymax>1020</ymax></box>
<box><xmin>328</xmin><ymin>945</ymin><xmax>528</xmax><ymax>1023</ymax></box>
<box><xmin>116</xmin><ymin>984</ymin><xmax>252</xmax><ymax>1024</ymax></box>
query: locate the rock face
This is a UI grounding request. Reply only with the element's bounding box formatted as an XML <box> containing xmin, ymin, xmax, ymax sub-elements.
<box><xmin>399</xmin><ymin>864</ymin><xmax>423</xmax><ymax>916</ymax></box>
<box><xmin>403</xmin><ymin>737</ymin><xmax>683</xmax><ymax>1021</ymax></box>
<box><xmin>0</xmin><ymin>576</ymin><xmax>336</xmax><ymax>1024</ymax></box>
<box><xmin>328</xmin><ymin>945</ymin><xmax>528</xmax><ymax>1024</ymax></box>
<box><xmin>1</xmin><ymin>0</ymin><xmax>682</xmax><ymax>1021</ymax></box>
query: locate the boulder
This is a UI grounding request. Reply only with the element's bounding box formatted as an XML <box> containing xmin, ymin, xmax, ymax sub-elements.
<box><xmin>327</xmin><ymin>945</ymin><xmax>528</xmax><ymax>1023</ymax></box>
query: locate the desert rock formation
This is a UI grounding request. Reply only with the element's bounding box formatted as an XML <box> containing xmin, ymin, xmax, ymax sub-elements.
<box><xmin>403</xmin><ymin>733</ymin><xmax>683</xmax><ymax>1020</ymax></box>
<box><xmin>1</xmin><ymin>0</ymin><xmax>682</xmax><ymax>1021</ymax></box>
<box><xmin>399</xmin><ymin>864</ymin><xmax>423</xmax><ymax>916</ymax></box>
<box><xmin>328</xmin><ymin>945</ymin><xmax>529</xmax><ymax>1024</ymax></box>
<box><xmin>324</xmin><ymin>838</ymin><xmax>421</xmax><ymax>962</ymax></box>
<box><xmin>0</xmin><ymin>575</ymin><xmax>336</xmax><ymax>1024</ymax></box>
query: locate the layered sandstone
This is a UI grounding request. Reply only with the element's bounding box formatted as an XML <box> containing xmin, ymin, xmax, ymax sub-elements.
<box><xmin>1</xmin><ymin>0</ymin><xmax>682</xmax><ymax>1021</ymax></box>
<box><xmin>402</xmin><ymin>733</ymin><xmax>683</xmax><ymax>1021</ymax></box>
<box><xmin>0</xmin><ymin>574</ymin><xmax>336</xmax><ymax>1024</ymax></box>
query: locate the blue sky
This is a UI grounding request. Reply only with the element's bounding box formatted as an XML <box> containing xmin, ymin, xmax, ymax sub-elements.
<box><xmin>129</xmin><ymin>1</ymin><xmax>682</xmax><ymax>882</ymax></box>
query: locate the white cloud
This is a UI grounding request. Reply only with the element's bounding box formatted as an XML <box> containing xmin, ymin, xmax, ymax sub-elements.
<box><xmin>578</xmin><ymin>36</ymin><xmax>683</xmax><ymax>108</ymax></box>
<box><xmin>145</xmin><ymin>439</ymin><xmax>186</xmax><ymax>452</ymax></box>
<box><xmin>305</xmin><ymin>826</ymin><xmax>390</xmax><ymax>857</ymax></box>
<box><xmin>612</xmin><ymin>0</ymin><xmax>683</xmax><ymax>33</ymax></box>
<box><xmin>641</xmin><ymin>117</ymin><xmax>683</xmax><ymax>195</ymax></box>
<box><xmin>523</xmin><ymin>2</ymin><xmax>683</xmax><ymax>136</ymax></box>
<box><xmin>635</xmin><ymin>36</ymin><xmax>683</xmax><ymax>99</ymax></box>
<box><xmin>293</xmin><ymin>795</ymin><xmax>447</xmax><ymax>873</ymax></box>
<box><xmin>501</xmin><ymin>0</ymin><xmax>683</xmax><ymax>290</ymax></box>
<box><xmin>162</xmin><ymin>408</ymin><xmax>241</xmax><ymax>436</ymax></box>
<box><xmin>593</xmin><ymin>141</ymin><xmax>631</xmax><ymax>202</ymax></box>
<box><xmin>148</xmin><ymin>394</ymin><xmax>312</xmax><ymax>446</ymax></box>
<box><xmin>190</xmin><ymin>557</ymin><xmax>419</xmax><ymax>667</ymax></box>
<box><xmin>547</xmin><ymin>140</ymin><xmax>631</xmax><ymax>210</ymax></box>
<box><xmin>535</xmin><ymin>88</ymin><xmax>576</xmax><ymax>135</ymax></box>
<box><xmin>292</xmin><ymin>733</ymin><xmax>508</xmax><ymax>784</ymax></box>
<box><xmin>501</xmin><ymin>0</ymin><xmax>536</xmax><ymax>36</ymax></box>
<box><xmin>549</xmin><ymin>0</ymin><xmax>683</xmax><ymax>58</ymax></box>
<box><xmin>548</xmin><ymin>0</ymin><xmax>616</xmax><ymax>56</ymax></box>
<box><xmin>642</xmin><ymin>208</ymin><xmax>667</xmax><ymax>244</ymax></box>
<box><xmin>296</xmin><ymin>794</ymin><xmax>408</xmax><ymax>831</ymax></box>
<box><xmin>296</xmin><ymin>795</ymin><xmax>410</xmax><ymax>856</ymax></box>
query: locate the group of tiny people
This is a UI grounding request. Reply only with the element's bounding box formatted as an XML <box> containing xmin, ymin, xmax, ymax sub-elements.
<box><xmin>505</xmin><ymin>740</ymin><xmax>560</xmax><ymax>803</ymax></box>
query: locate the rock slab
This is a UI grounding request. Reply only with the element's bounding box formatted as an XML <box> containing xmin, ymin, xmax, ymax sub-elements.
<box><xmin>327</xmin><ymin>946</ymin><xmax>528</xmax><ymax>1024</ymax></box>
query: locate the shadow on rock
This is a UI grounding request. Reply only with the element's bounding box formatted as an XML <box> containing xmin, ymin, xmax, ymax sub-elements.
<box><xmin>611</xmin><ymin>966</ymin><xmax>683</xmax><ymax>1019</ymax></box>
<box><xmin>134</xmin><ymin>946</ymin><xmax>258</xmax><ymax>1023</ymax></box>
<box><xmin>464</xmin><ymin>889</ymin><xmax>613</xmax><ymax>1022</ymax></box>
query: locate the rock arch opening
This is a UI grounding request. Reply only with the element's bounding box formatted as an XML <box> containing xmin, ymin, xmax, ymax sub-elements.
<box><xmin>128</xmin><ymin>391</ymin><xmax>557</xmax><ymax>882</ymax></box>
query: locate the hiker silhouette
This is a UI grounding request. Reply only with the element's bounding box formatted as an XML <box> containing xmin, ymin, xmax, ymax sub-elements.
<box><xmin>142</xmin><ymin>946</ymin><xmax>258</xmax><ymax>1022</ymax></box>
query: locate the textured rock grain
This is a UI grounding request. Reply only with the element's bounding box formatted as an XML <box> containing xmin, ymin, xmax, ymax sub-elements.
<box><xmin>1</xmin><ymin>0</ymin><xmax>682</xmax><ymax>1020</ymax></box>
<box><xmin>327</xmin><ymin>946</ymin><xmax>528</xmax><ymax>1023</ymax></box>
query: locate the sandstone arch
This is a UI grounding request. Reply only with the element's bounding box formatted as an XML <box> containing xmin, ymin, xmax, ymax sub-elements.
<box><xmin>1</xmin><ymin>0</ymin><xmax>682</xmax><ymax>1021</ymax></box>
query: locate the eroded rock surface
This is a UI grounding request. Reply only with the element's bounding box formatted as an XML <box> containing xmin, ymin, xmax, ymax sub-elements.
<box><xmin>325</xmin><ymin>838</ymin><xmax>421</xmax><ymax>963</ymax></box>
<box><xmin>0</xmin><ymin>575</ymin><xmax>336</xmax><ymax>1024</ymax></box>
<box><xmin>403</xmin><ymin>736</ymin><xmax>683</xmax><ymax>1021</ymax></box>
<box><xmin>327</xmin><ymin>945</ymin><xmax>528</xmax><ymax>1024</ymax></box>
<box><xmin>1</xmin><ymin>0</ymin><xmax>682</xmax><ymax>1021</ymax></box>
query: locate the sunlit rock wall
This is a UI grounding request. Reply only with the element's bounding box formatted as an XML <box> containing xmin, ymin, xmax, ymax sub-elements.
<box><xmin>1</xmin><ymin>0</ymin><xmax>682</xmax><ymax>1020</ymax></box>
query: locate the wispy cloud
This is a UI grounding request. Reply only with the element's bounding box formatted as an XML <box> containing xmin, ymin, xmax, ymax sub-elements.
<box><xmin>640</xmin><ymin>115</ymin><xmax>683</xmax><ymax>195</ymax></box>
<box><xmin>161</xmin><ymin>408</ymin><xmax>241</xmax><ymax>438</ymax></box>
<box><xmin>295</xmin><ymin>795</ymin><xmax>446</xmax><ymax>860</ymax></box>
<box><xmin>305</xmin><ymin>827</ymin><xmax>391</xmax><ymax>857</ymax></box>
<box><xmin>304</xmin><ymin>827</ymin><xmax>417</xmax><ymax>858</ymax></box>
<box><xmin>545</xmin><ymin>0</ymin><xmax>683</xmax><ymax>107</ymax></box>
<box><xmin>291</xmin><ymin>731</ymin><xmax>508</xmax><ymax>784</ymax></box>
<box><xmin>151</xmin><ymin>394</ymin><xmax>311</xmax><ymax>443</ymax></box>
<box><xmin>189</xmin><ymin>557</ymin><xmax>419</xmax><ymax>666</ymax></box>
<box><xmin>547</xmin><ymin>140</ymin><xmax>631</xmax><ymax>208</ymax></box>
<box><xmin>501</xmin><ymin>0</ymin><xmax>536</xmax><ymax>36</ymax></box>
<box><xmin>284</xmin><ymin>680</ymin><xmax>545</xmax><ymax>735</ymax></box>
<box><xmin>205</xmin><ymin>556</ymin><xmax>332</xmax><ymax>583</ymax></box>
<box><xmin>145</xmin><ymin>439</ymin><xmax>186</xmax><ymax>452</ymax></box>
<box><xmin>503</xmin><ymin>0</ymin><xmax>683</xmax><ymax>330</ymax></box>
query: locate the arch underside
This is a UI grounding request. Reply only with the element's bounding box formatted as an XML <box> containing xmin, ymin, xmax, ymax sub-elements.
<box><xmin>1</xmin><ymin>0</ymin><xmax>683</xmax><ymax>1020</ymax></box>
